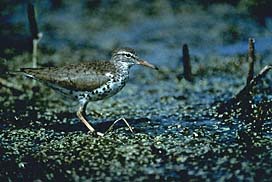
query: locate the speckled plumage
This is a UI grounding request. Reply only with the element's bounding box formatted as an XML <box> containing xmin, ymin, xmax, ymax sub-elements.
<box><xmin>21</xmin><ymin>60</ymin><xmax>128</xmax><ymax>103</ymax></box>
<box><xmin>20</xmin><ymin>48</ymin><xmax>158</xmax><ymax>136</ymax></box>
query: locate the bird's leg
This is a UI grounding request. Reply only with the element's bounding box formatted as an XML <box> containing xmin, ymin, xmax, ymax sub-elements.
<box><xmin>76</xmin><ymin>102</ymin><xmax>104</xmax><ymax>137</ymax></box>
<box><xmin>105</xmin><ymin>117</ymin><xmax>134</xmax><ymax>134</ymax></box>
<box><xmin>77</xmin><ymin>102</ymin><xmax>132</xmax><ymax>136</ymax></box>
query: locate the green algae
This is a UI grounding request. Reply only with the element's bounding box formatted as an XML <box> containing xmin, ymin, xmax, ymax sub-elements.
<box><xmin>1</xmin><ymin>52</ymin><xmax>271</xmax><ymax>181</ymax></box>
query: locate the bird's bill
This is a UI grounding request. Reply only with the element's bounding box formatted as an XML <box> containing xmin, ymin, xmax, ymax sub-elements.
<box><xmin>137</xmin><ymin>60</ymin><xmax>159</xmax><ymax>70</ymax></box>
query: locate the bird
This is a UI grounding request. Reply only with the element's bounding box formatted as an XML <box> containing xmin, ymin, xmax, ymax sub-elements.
<box><xmin>20</xmin><ymin>48</ymin><xmax>159</xmax><ymax>136</ymax></box>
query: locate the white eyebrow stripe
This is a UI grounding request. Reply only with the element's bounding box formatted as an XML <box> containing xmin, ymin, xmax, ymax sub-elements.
<box><xmin>118</xmin><ymin>51</ymin><xmax>134</xmax><ymax>56</ymax></box>
<box><xmin>117</xmin><ymin>51</ymin><xmax>135</xmax><ymax>57</ymax></box>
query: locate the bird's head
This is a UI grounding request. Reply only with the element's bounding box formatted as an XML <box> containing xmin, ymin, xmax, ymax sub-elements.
<box><xmin>111</xmin><ymin>48</ymin><xmax>159</xmax><ymax>70</ymax></box>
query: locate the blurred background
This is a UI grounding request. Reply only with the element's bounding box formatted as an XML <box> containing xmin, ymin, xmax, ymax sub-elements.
<box><xmin>1</xmin><ymin>0</ymin><xmax>272</xmax><ymax>66</ymax></box>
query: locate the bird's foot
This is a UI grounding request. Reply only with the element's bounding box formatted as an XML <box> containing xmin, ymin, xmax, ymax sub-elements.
<box><xmin>86</xmin><ymin>118</ymin><xmax>134</xmax><ymax>137</ymax></box>
<box><xmin>96</xmin><ymin>131</ymin><xmax>104</xmax><ymax>137</ymax></box>
<box><xmin>105</xmin><ymin>117</ymin><xmax>134</xmax><ymax>134</ymax></box>
<box><xmin>87</xmin><ymin>130</ymin><xmax>104</xmax><ymax>137</ymax></box>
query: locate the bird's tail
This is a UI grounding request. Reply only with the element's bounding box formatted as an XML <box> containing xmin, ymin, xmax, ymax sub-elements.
<box><xmin>18</xmin><ymin>68</ymin><xmax>43</xmax><ymax>79</ymax></box>
<box><xmin>8</xmin><ymin>68</ymin><xmax>41</xmax><ymax>79</ymax></box>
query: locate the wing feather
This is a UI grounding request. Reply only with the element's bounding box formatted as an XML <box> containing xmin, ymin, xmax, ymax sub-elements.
<box><xmin>21</xmin><ymin>61</ymin><xmax>116</xmax><ymax>91</ymax></box>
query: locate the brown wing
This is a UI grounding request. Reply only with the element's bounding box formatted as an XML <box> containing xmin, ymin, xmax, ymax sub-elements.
<box><xmin>21</xmin><ymin>61</ymin><xmax>116</xmax><ymax>91</ymax></box>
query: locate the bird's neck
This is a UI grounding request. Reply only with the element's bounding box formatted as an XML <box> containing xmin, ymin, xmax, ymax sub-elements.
<box><xmin>114</xmin><ymin>61</ymin><xmax>130</xmax><ymax>80</ymax></box>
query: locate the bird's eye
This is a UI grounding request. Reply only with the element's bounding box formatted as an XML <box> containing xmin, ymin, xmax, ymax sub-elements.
<box><xmin>125</xmin><ymin>54</ymin><xmax>131</xmax><ymax>58</ymax></box>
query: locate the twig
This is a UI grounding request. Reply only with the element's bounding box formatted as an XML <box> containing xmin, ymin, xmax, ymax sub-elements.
<box><xmin>182</xmin><ymin>44</ymin><xmax>193</xmax><ymax>82</ymax></box>
<box><xmin>244</xmin><ymin>65</ymin><xmax>272</xmax><ymax>92</ymax></box>
<box><xmin>247</xmin><ymin>38</ymin><xmax>255</xmax><ymax>85</ymax></box>
<box><xmin>32</xmin><ymin>36</ymin><xmax>42</xmax><ymax>68</ymax></box>
<box><xmin>220</xmin><ymin>65</ymin><xmax>272</xmax><ymax>109</ymax></box>
<box><xmin>27</xmin><ymin>3</ymin><xmax>39</xmax><ymax>40</ymax></box>
<box><xmin>27</xmin><ymin>3</ymin><xmax>42</xmax><ymax>68</ymax></box>
<box><xmin>217</xmin><ymin>38</ymin><xmax>271</xmax><ymax>132</ymax></box>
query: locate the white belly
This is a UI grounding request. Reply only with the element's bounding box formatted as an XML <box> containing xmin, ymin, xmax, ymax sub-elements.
<box><xmin>75</xmin><ymin>77</ymin><xmax>127</xmax><ymax>102</ymax></box>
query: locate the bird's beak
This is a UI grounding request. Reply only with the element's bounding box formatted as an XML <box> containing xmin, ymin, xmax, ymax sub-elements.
<box><xmin>137</xmin><ymin>60</ymin><xmax>159</xmax><ymax>70</ymax></box>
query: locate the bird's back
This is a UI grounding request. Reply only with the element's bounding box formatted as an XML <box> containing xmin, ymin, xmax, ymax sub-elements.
<box><xmin>21</xmin><ymin>61</ymin><xmax>117</xmax><ymax>91</ymax></box>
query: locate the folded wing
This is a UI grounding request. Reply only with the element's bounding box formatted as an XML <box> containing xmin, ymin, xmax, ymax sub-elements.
<box><xmin>21</xmin><ymin>62</ymin><xmax>115</xmax><ymax>91</ymax></box>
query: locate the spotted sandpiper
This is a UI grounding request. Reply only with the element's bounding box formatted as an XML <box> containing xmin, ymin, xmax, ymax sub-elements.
<box><xmin>20</xmin><ymin>48</ymin><xmax>158</xmax><ymax>136</ymax></box>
